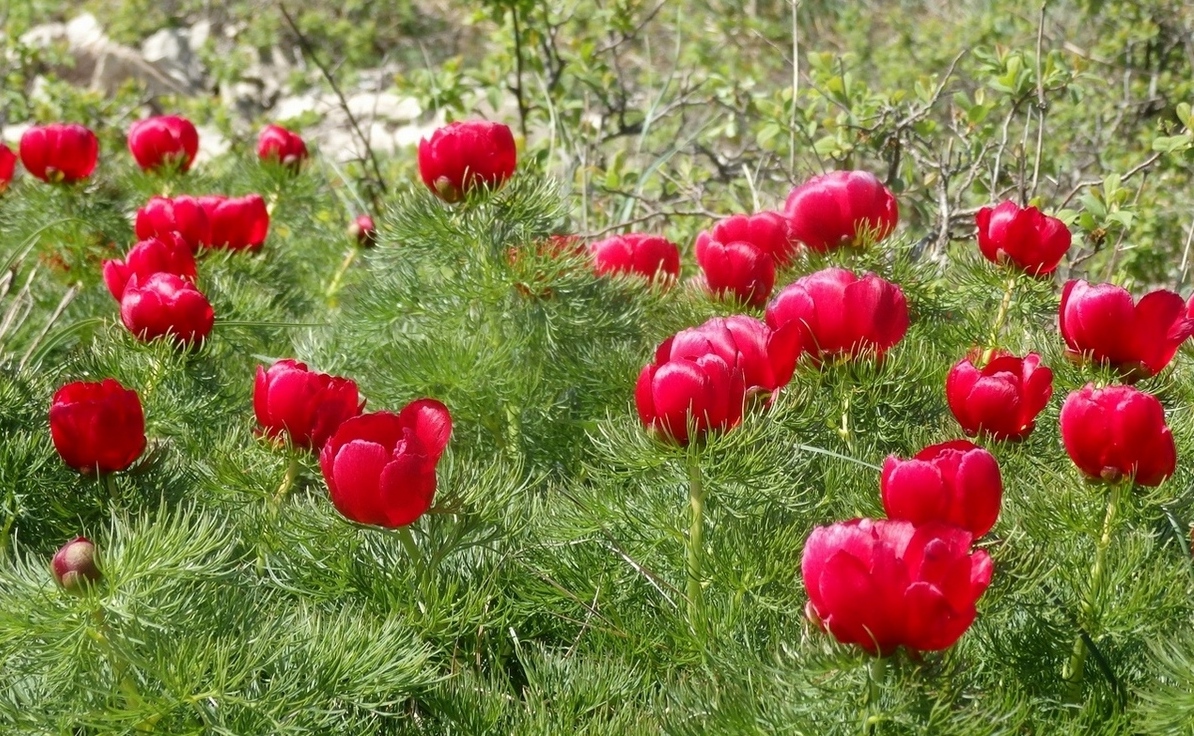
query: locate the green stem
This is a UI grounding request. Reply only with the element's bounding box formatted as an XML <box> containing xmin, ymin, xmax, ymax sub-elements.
<box><xmin>1064</xmin><ymin>481</ymin><xmax>1127</xmax><ymax>701</ymax></box>
<box><xmin>105</xmin><ymin>473</ymin><xmax>121</xmax><ymax>504</ymax></box>
<box><xmin>396</xmin><ymin>526</ymin><xmax>424</xmax><ymax>574</ymax></box>
<box><xmin>685</xmin><ymin>451</ymin><xmax>706</xmax><ymax>630</ymax></box>
<box><xmin>986</xmin><ymin>277</ymin><xmax>1016</xmax><ymax>355</ymax></box>
<box><xmin>325</xmin><ymin>247</ymin><xmax>359</xmax><ymax>303</ymax></box>
<box><xmin>273</xmin><ymin>454</ymin><xmax>301</xmax><ymax>504</ymax></box>
<box><xmin>90</xmin><ymin>606</ymin><xmax>145</xmax><ymax>713</ymax></box>
<box><xmin>864</xmin><ymin>656</ymin><xmax>888</xmax><ymax>734</ymax></box>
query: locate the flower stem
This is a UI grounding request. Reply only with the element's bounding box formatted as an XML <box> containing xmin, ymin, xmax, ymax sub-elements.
<box><xmin>864</xmin><ymin>656</ymin><xmax>888</xmax><ymax>734</ymax></box>
<box><xmin>105</xmin><ymin>474</ymin><xmax>121</xmax><ymax>503</ymax></box>
<box><xmin>986</xmin><ymin>277</ymin><xmax>1017</xmax><ymax>356</ymax></box>
<box><xmin>685</xmin><ymin>450</ymin><xmax>706</xmax><ymax>631</ymax></box>
<box><xmin>396</xmin><ymin>526</ymin><xmax>424</xmax><ymax>576</ymax></box>
<box><xmin>1064</xmin><ymin>480</ymin><xmax>1127</xmax><ymax>701</ymax></box>
<box><xmin>273</xmin><ymin>454</ymin><xmax>301</xmax><ymax>504</ymax></box>
<box><xmin>325</xmin><ymin>247</ymin><xmax>359</xmax><ymax>303</ymax></box>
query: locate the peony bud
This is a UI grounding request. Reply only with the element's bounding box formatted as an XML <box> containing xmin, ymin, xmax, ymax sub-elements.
<box><xmin>319</xmin><ymin>400</ymin><xmax>453</xmax><ymax>528</ymax></box>
<box><xmin>198</xmin><ymin>194</ymin><xmax>270</xmax><ymax>251</ymax></box>
<box><xmin>135</xmin><ymin>195</ymin><xmax>211</xmax><ymax>253</ymax></box>
<box><xmin>946</xmin><ymin>351</ymin><xmax>1053</xmax><ymax>441</ymax></box>
<box><xmin>255</xmin><ymin>360</ymin><xmax>364</xmax><ymax>451</ymax></box>
<box><xmin>699</xmin><ymin>211</ymin><xmax>797</xmax><ymax>267</ymax></box>
<box><xmin>881</xmin><ymin>440</ymin><xmax>1003</xmax><ymax>538</ymax></box>
<box><xmin>127</xmin><ymin>115</ymin><xmax>199</xmax><ymax>173</ymax></box>
<box><xmin>655</xmin><ymin>315</ymin><xmax>801</xmax><ymax>396</ymax></box>
<box><xmin>348</xmin><ymin>214</ymin><xmax>377</xmax><ymax>248</ymax></box>
<box><xmin>784</xmin><ymin>170</ymin><xmax>898</xmax><ymax>252</ymax></box>
<box><xmin>119</xmin><ymin>272</ymin><xmax>214</xmax><ymax>347</ymax></box>
<box><xmin>1060</xmin><ymin>383</ymin><xmax>1176</xmax><ymax>487</ymax></box>
<box><xmin>20</xmin><ymin>123</ymin><xmax>99</xmax><ymax>183</ymax></box>
<box><xmin>49</xmin><ymin>379</ymin><xmax>146</xmax><ymax>474</ymax></box>
<box><xmin>635</xmin><ymin>352</ymin><xmax>746</xmax><ymax>446</ymax></box>
<box><xmin>765</xmin><ymin>267</ymin><xmax>908</xmax><ymax>362</ymax></box>
<box><xmin>102</xmin><ymin>233</ymin><xmax>197</xmax><ymax>301</ymax></box>
<box><xmin>52</xmin><ymin>537</ymin><xmax>102</xmax><ymax>593</ymax></box>
<box><xmin>976</xmin><ymin>201</ymin><xmax>1071</xmax><ymax>276</ymax></box>
<box><xmin>801</xmin><ymin>518</ymin><xmax>993</xmax><ymax>655</ymax></box>
<box><xmin>694</xmin><ymin>238</ymin><xmax>775</xmax><ymax>308</ymax></box>
<box><xmin>590</xmin><ymin>233</ymin><xmax>681</xmax><ymax>283</ymax></box>
<box><xmin>0</xmin><ymin>142</ymin><xmax>16</xmax><ymax>193</ymax></box>
<box><xmin>1059</xmin><ymin>280</ymin><xmax>1192</xmax><ymax>382</ymax></box>
<box><xmin>418</xmin><ymin>120</ymin><xmax>517</xmax><ymax>203</ymax></box>
<box><xmin>256</xmin><ymin>124</ymin><xmax>308</xmax><ymax>169</ymax></box>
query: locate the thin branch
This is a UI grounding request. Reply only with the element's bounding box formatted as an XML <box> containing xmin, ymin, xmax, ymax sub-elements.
<box><xmin>277</xmin><ymin>1</ymin><xmax>387</xmax><ymax>209</ymax></box>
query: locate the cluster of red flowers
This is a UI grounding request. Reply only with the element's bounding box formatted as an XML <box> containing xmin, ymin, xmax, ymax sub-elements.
<box><xmin>40</xmin><ymin>116</ymin><xmax>457</xmax><ymax>532</ymax></box>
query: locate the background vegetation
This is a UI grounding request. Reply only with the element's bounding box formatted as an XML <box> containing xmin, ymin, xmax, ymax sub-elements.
<box><xmin>2</xmin><ymin>0</ymin><xmax>1194</xmax><ymax>733</ymax></box>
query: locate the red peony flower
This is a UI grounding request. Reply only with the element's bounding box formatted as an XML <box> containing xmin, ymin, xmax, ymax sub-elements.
<box><xmin>946</xmin><ymin>351</ymin><xmax>1053</xmax><ymax>441</ymax></box>
<box><xmin>256</xmin><ymin>124</ymin><xmax>308</xmax><ymax>169</ymax></box>
<box><xmin>49</xmin><ymin>378</ymin><xmax>146</xmax><ymax>474</ymax></box>
<box><xmin>694</xmin><ymin>238</ymin><xmax>775</xmax><ymax>308</ymax></box>
<box><xmin>51</xmin><ymin>537</ymin><xmax>103</xmax><ymax>593</ymax></box>
<box><xmin>0</xmin><ymin>143</ymin><xmax>16</xmax><ymax>192</ymax></box>
<box><xmin>654</xmin><ymin>315</ymin><xmax>801</xmax><ymax>395</ymax></box>
<box><xmin>1060</xmin><ymin>383</ymin><xmax>1176</xmax><ymax>487</ymax></box>
<box><xmin>119</xmin><ymin>272</ymin><xmax>214</xmax><ymax>346</ymax></box>
<box><xmin>319</xmin><ymin>400</ymin><xmax>453</xmax><ymax>528</ymax></box>
<box><xmin>881</xmin><ymin>440</ymin><xmax>1003</xmax><ymax>538</ymax></box>
<box><xmin>102</xmin><ymin>233</ymin><xmax>197</xmax><ymax>301</ymax></box>
<box><xmin>635</xmin><ymin>352</ymin><xmax>746</xmax><ymax>446</ymax></box>
<box><xmin>135</xmin><ymin>195</ymin><xmax>212</xmax><ymax>253</ymax></box>
<box><xmin>590</xmin><ymin>233</ymin><xmax>681</xmax><ymax>283</ymax></box>
<box><xmin>765</xmin><ymin>267</ymin><xmax>908</xmax><ymax>361</ymax></box>
<box><xmin>1059</xmin><ymin>280</ymin><xmax>1192</xmax><ymax>381</ymax></box>
<box><xmin>700</xmin><ymin>211</ymin><xmax>798</xmax><ymax>267</ymax></box>
<box><xmin>127</xmin><ymin>115</ymin><xmax>199</xmax><ymax>173</ymax></box>
<box><xmin>349</xmin><ymin>214</ymin><xmax>377</xmax><ymax>248</ymax></box>
<box><xmin>783</xmin><ymin>170</ymin><xmax>898</xmax><ymax>252</ymax></box>
<box><xmin>976</xmin><ymin>201</ymin><xmax>1071</xmax><ymax>276</ymax></box>
<box><xmin>418</xmin><ymin>121</ymin><xmax>517</xmax><ymax>203</ymax></box>
<box><xmin>255</xmin><ymin>359</ymin><xmax>364</xmax><ymax>451</ymax></box>
<box><xmin>801</xmin><ymin>518</ymin><xmax>993</xmax><ymax>655</ymax></box>
<box><xmin>198</xmin><ymin>194</ymin><xmax>270</xmax><ymax>251</ymax></box>
<box><xmin>19</xmin><ymin>123</ymin><xmax>99</xmax><ymax>183</ymax></box>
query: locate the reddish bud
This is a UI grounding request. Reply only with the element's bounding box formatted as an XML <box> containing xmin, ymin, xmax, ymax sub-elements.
<box><xmin>256</xmin><ymin>124</ymin><xmax>308</xmax><ymax>169</ymax></box>
<box><xmin>694</xmin><ymin>238</ymin><xmax>775</xmax><ymax>308</ymax></box>
<box><xmin>135</xmin><ymin>195</ymin><xmax>212</xmax><ymax>253</ymax></box>
<box><xmin>946</xmin><ymin>351</ymin><xmax>1053</xmax><ymax>441</ymax></box>
<box><xmin>19</xmin><ymin>123</ymin><xmax>99</xmax><ymax>183</ymax></box>
<box><xmin>102</xmin><ymin>233</ymin><xmax>197</xmax><ymax>301</ymax></box>
<box><xmin>255</xmin><ymin>360</ymin><xmax>364</xmax><ymax>451</ymax></box>
<box><xmin>655</xmin><ymin>315</ymin><xmax>801</xmax><ymax>395</ymax></box>
<box><xmin>881</xmin><ymin>440</ymin><xmax>1003</xmax><ymax>538</ymax></box>
<box><xmin>319</xmin><ymin>400</ymin><xmax>453</xmax><ymax>528</ymax></box>
<box><xmin>52</xmin><ymin>537</ymin><xmax>102</xmax><ymax>593</ymax></box>
<box><xmin>1059</xmin><ymin>280</ymin><xmax>1192</xmax><ymax>381</ymax></box>
<box><xmin>590</xmin><ymin>233</ymin><xmax>681</xmax><ymax>283</ymax></box>
<box><xmin>119</xmin><ymin>273</ymin><xmax>214</xmax><ymax>347</ymax></box>
<box><xmin>765</xmin><ymin>267</ymin><xmax>909</xmax><ymax>361</ymax></box>
<box><xmin>198</xmin><ymin>194</ymin><xmax>270</xmax><ymax>251</ymax></box>
<box><xmin>635</xmin><ymin>352</ymin><xmax>746</xmax><ymax>446</ymax></box>
<box><xmin>418</xmin><ymin>121</ymin><xmax>517</xmax><ymax>203</ymax></box>
<box><xmin>976</xmin><ymin>201</ymin><xmax>1071</xmax><ymax>276</ymax></box>
<box><xmin>801</xmin><ymin>518</ymin><xmax>993</xmax><ymax>655</ymax></box>
<box><xmin>348</xmin><ymin>214</ymin><xmax>377</xmax><ymax>248</ymax></box>
<box><xmin>127</xmin><ymin>115</ymin><xmax>199</xmax><ymax>173</ymax></box>
<box><xmin>783</xmin><ymin>170</ymin><xmax>898</xmax><ymax>252</ymax></box>
<box><xmin>49</xmin><ymin>379</ymin><xmax>146</xmax><ymax>474</ymax></box>
<box><xmin>1060</xmin><ymin>383</ymin><xmax>1176</xmax><ymax>487</ymax></box>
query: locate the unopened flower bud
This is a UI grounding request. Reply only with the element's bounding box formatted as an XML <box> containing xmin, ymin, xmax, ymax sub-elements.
<box><xmin>348</xmin><ymin>214</ymin><xmax>377</xmax><ymax>248</ymax></box>
<box><xmin>51</xmin><ymin>536</ymin><xmax>102</xmax><ymax>593</ymax></box>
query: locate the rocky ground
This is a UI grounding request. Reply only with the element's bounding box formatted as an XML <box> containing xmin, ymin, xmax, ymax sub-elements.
<box><xmin>8</xmin><ymin>12</ymin><xmax>447</xmax><ymax>164</ymax></box>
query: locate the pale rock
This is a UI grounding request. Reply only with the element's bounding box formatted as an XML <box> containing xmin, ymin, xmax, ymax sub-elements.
<box><xmin>346</xmin><ymin>92</ymin><xmax>421</xmax><ymax>123</ymax></box>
